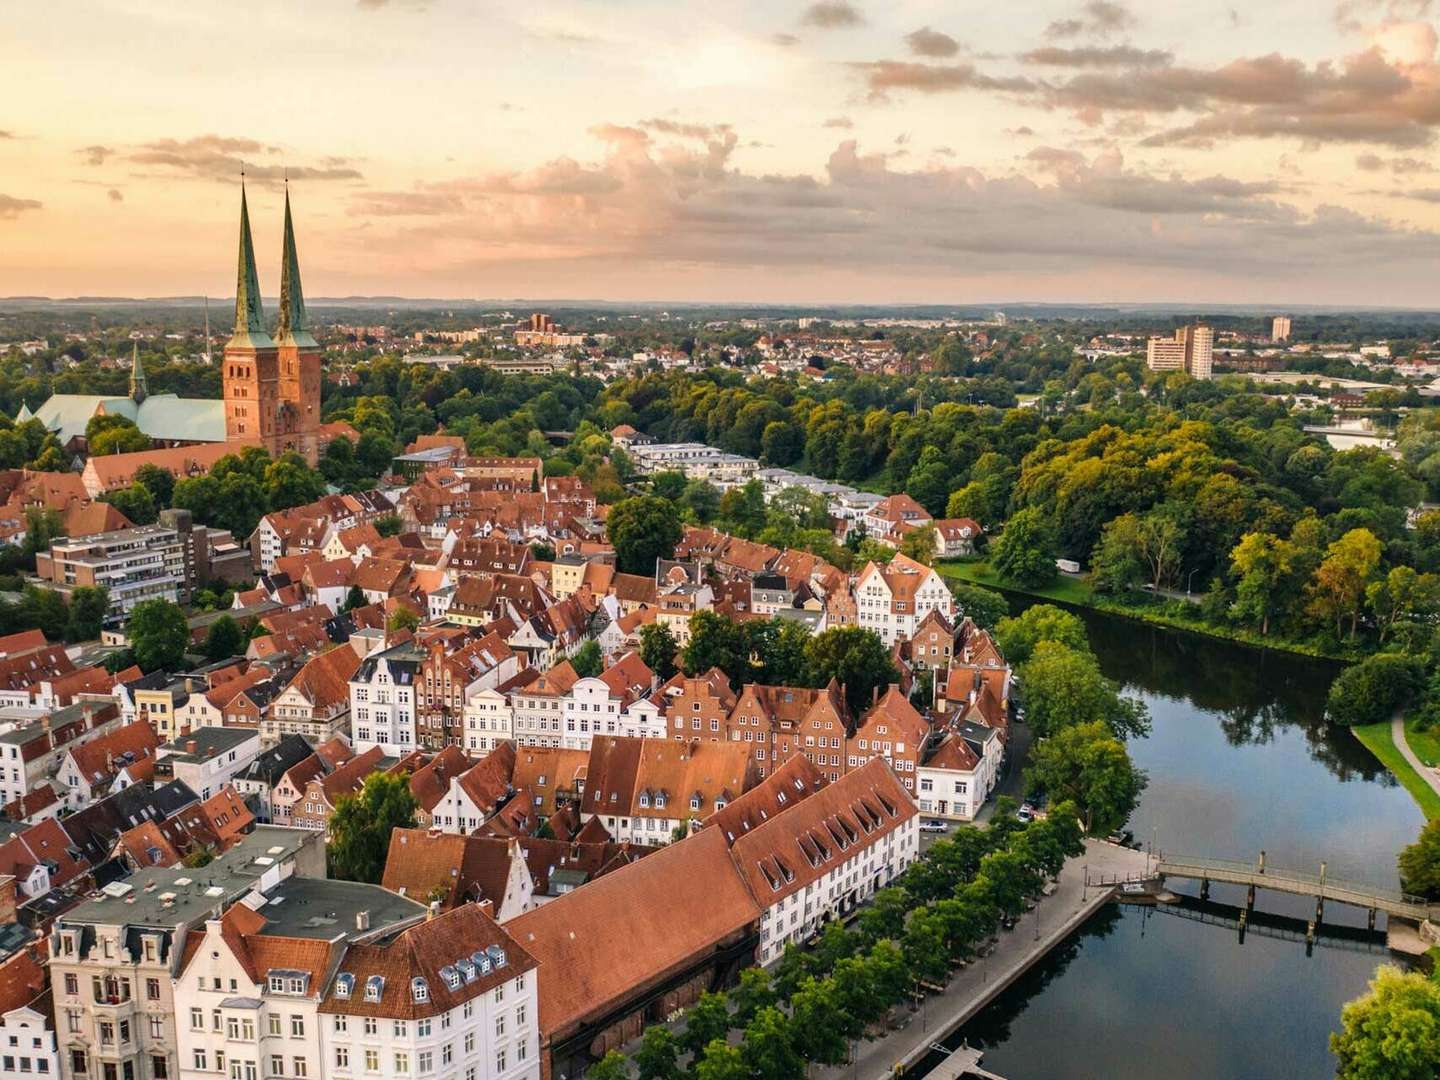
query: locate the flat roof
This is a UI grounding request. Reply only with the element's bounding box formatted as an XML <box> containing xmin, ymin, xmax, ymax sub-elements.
<box><xmin>159</xmin><ymin>726</ymin><xmax>257</xmax><ymax>761</ymax></box>
<box><xmin>60</xmin><ymin>826</ymin><xmax>318</xmax><ymax>927</ymax></box>
<box><xmin>252</xmin><ymin>878</ymin><xmax>424</xmax><ymax>940</ymax></box>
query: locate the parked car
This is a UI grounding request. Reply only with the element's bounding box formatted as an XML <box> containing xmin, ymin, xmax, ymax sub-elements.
<box><xmin>920</xmin><ymin>820</ymin><xmax>948</xmax><ymax>834</ymax></box>
<box><xmin>1017</xmin><ymin>806</ymin><xmax>1034</xmax><ymax>822</ymax></box>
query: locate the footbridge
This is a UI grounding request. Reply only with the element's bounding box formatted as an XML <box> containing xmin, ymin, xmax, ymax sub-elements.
<box><xmin>1155</xmin><ymin>853</ymin><xmax>1436</xmax><ymax>924</ymax></box>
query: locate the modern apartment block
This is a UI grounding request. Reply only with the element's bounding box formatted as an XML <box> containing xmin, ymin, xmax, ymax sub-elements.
<box><xmin>36</xmin><ymin>525</ymin><xmax>189</xmax><ymax>614</ymax></box>
<box><xmin>1272</xmin><ymin>315</ymin><xmax>1292</xmax><ymax>342</ymax></box>
<box><xmin>1145</xmin><ymin>324</ymin><xmax>1214</xmax><ymax>380</ymax></box>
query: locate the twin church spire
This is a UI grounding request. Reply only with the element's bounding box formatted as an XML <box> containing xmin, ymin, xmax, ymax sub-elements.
<box><xmin>229</xmin><ymin>181</ymin><xmax>313</xmax><ymax>349</ymax></box>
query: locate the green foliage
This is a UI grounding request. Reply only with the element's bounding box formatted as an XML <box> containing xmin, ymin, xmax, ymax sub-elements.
<box><xmin>994</xmin><ymin>604</ymin><xmax>1087</xmax><ymax>664</ymax></box>
<box><xmin>638</xmin><ymin>622</ymin><xmax>679</xmax><ymax>681</ymax></box>
<box><xmin>1398</xmin><ymin>818</ymin><xmax>1440</xmax><ymax>899</ymax></box>
<box><xmin>1331</xmin><ymin>965</ymin><xmax>1440</xmax><ymax>1080</ymax></box>
<box><xmin>65</xmin><ymin>586</ymin><xmax>109</xmax><ymax>642</ymax></box>
<box><xmin>607</xmin><ymin>495</ymin><xmax>682</xmax><ymax>575</ymax></box>
<box><xmin>327</xmin><ymin>771</ymin><xmax>419</xmax><ymax>882</ymax></box>
<box><xmin>679</xmin><ymin>992</ymin><xmax>731</xmax><ymax>1060</ymax></box>
<box><xmin>89</xmin><ymin>420</ymin><xmax>150</xmax><ymax>456</ymax></box>
<box><xmin>990</xmin><ymin>507</ymin><xmax>1057</xmax><ymax>588</ymax></box>
<box><xmin>1018</xmin><ymin>640</ymin><xmax>1149</xmax><ymax>739</ymax></box>
<box><xmin>127</xmin><ymin>598</ymin><xmax>189</xmax><ymax>672</ymax></box>
<box><xmin>203</xmin><ymin>615</ymin><xmax>245</xmax><ymax>662</ymax></box>
<box><xmin>1025</xmin><ymin>720</ymin><xmax>1148</xmax><ymax>834</ymax></box>
<box><xmin>586</xmin><ymin>1050</ymin><xmax>631</xmax><ymax>1080</ymax></box>
<box><xmin>739</xmin><ymin>1007</ymin><xmax>805</xmax><ymax>1080</ymax></box>
<box><xmin>634</xmin><ymin>1026</ymin><xmax>682</xmax><ymax>1080</ymax></box>
<box><xmin>728</xmin><ymin>967</ymin><xmax>775</xmax><ymax>1028</ymax></box>
<box><xmin>342</xmin><ymin>584</ymin><xmax>367</xmax><ymax>613</ymax></box>
<box><xmin>1326</xmin><ymin>653</ymin><xmax>1425</xmax><ymax>726</ymax></box>
<box><xmin>101</xmin><ymin>483</ymin><xmax>158</xmax><ymax>526</ymax></box>
<box><xmin>388</xmin><ymin>606</ymin><xmax>421</xmax><ymax>633</ymax></box>
<box><xmin>801</xmin><ymin>625</ymin><xmax>899</xmax><ymax>718</ymax></box>
<box><xmin>132</xmin><ymin>463</ymin><xmax>175</xmax><ymax>507</ymax></box>
<box><xmin>571</xmin><ymin>639</ymin><xmax>603</xmax><ymax>678</ymax></box>
<box><xmin>692</xmin><ymin>1041</ymin><xmax>747</xmax><ymax>1080</ymax></box>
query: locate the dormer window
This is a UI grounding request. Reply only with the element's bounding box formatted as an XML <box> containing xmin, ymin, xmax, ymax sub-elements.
<box><xmin>411</xmin><ymin>978</ymin><xmax>429</xmax><ymax>1004</ymax></box>
<box><xmin>654</xmin><ymin>793</ymin><xmax>666</xmax><ymax>809</ymax></box>
<box><xmin>335</xmin><ymin>974</ymin><xmax>355</xmax><ymax>999</ymax></box>
<box><xmin>364</xmin><ymin>975</ymin><xmax>384</xmax><ymax>1003</ymax></box>
<box><xmin>442</xmin><ymin>966</ymin><xmax>461</xmax><ymax>991</ymax></box>
<box><xmin>638</xmin><ymin>793</ymin><xmax>650</xmax><ymax>809</ymax></box>
<box><xmin>689</xmin><ymin>795</ymin><xmax>701</xmax><ymax>811</ymax></box>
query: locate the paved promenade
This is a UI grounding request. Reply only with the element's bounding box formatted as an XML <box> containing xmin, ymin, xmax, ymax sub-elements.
<box><xmin>816</xmin><ymin>838</ymin><xmax>1150</xmax><ymax>1080</ymax></box>
<box><xmin>1392</xmin><ymin>714</ymin><xmax>1440</xmax><ymax>798</ymax></box>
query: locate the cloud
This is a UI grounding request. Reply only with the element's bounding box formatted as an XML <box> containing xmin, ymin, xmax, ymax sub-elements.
<box><xmin>801</xmin><ymin>1</ymin><xmax>863</xmax><ymax>29</ymax></box>
<box><xmin>823</xmin><ymin>116</ymin><xmax>854</xmax><ymax>128</ymax></box>
<box><xmin>0</xmin><ymin>131</ymin><xmax>13</xmax><ymax>140</ymax></box>
<box><xmin>79</xmin><ymin>144</ymin><xmax>114</xmax><ymax>166</ymax></box>
<box><xmin>641</xmin><ymin>118</ymin><xmax>734</xmax><ymax>141</ymax></box>
<box><xmin>107</xmin><ymin>189</ymin><xmax>123</xmax><ymax>203</ymax></box>
<box><xmin>851</xmin><ymin>61</ymin><xmax>1036</xmax><ymax>99</ymax></box>
<box><xmin>336</xmin><ymin>126</ymin><xmax>1439</xmax><ymax>305</ymax></box>
<box><xmin>1335</xmin><ymin>0</ymin><xmax>1433</xmax><ymax>33</ymax></box>
<box><xmin>1045</xmin><ymin>1</ymin><xmax>1137</xmax><ymax>39</ymax></box>
<box><xmin>1400</xmin><ymin>186</ymin><xmax>1440</xmax><ymax>200</ymax></box>
<box><xmin>1022</xmin><ymin>45</ymin><xmax>1173</xmax><ymax>68</ymax></box>
<box><xmin>772</xmin><ymin>33</ymin><xmax>800</xmax><ymax>46</ymax></box>
<box><xmin>0</xmin><ymin>195</ymin><xmax>42</xmax><ymax>220</ymax></box>
<box><xmin>905</xmin><ymin>27</ymin><xmax>960</xmax><ymax>58</ymax></box>
<box><xmin>128</xmin><ymin>135</ymin><xmax>363</xmax><ymax>185</ymax></box>
<box><xmin>1360</xmin><ymin>151</ymin><xmax>1439</xmax><ymax>172</ymax></box>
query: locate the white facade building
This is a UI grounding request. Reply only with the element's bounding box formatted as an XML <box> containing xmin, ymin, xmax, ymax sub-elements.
<box><xmin>349</xmin><ymin>644</ymin><xmax>423</xmax><ymax>756</ymax></box>
<box><xmin>854</xmin><ymin>554</ymin><xmax>955</xmax><ymax>646</ymax></box>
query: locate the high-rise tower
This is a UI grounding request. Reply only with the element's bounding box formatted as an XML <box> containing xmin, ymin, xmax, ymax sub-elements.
<box><xmin>128</xmin><ymin>341</ymin><xmax>148</xmax><ymax>405</ymax></box>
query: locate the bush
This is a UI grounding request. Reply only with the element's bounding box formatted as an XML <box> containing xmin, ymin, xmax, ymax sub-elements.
<box><xmin>1325</xmin><ymin>653</ymin><xmax>1425</xmax><ymax>726</ymax></box>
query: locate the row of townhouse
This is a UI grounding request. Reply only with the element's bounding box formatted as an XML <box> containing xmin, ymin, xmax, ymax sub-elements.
<box><xmin>250</xmin><ymin>491</ymin><xmax>396</xmax><ymax>573</ymax></box>
<box><xmin>46</xmin><ymin>826</ymin><xmax>542</xmax><ymax>1080</ymax></box>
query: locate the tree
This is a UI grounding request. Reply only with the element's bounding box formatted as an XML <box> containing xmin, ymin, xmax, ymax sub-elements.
<box><xmin>1399</xmin><ymin>818</ymin><xmax>1440</xmax><ymax>899</ymax></box>
<box><xmin>102</xmin><ymin>483</ymin><xmax>158</xmax><ymax>526</ymax></box>
<box><xmin>328</xmin><ymin>771</ymin><xmax>418</xmax><ymax>882</ymax></box>
<box><xmin>90</xmin><ymin>422</ymin><xmax>150</xmax><ymax>456</ymax></box>
<box><xmin>717</xmin><ymin>479</ymin><xmax>766</xmax><ymax>538</ymax></box>
<box><xmin>387</xmin><ymin>606</ymin><xmax>421</xmax><ymax>634</ymax></box>
<box><xmin>127</xmin><ymin>598</ymin><xmax>190</xmax><ymax>672</ymax></box>
<box><xmin>264</xmin><ymin>454</ymin><xmax>326</xmax><ymax>510</ymax></box>
<box><xmin>1019</xmin><ymin>641</ymin><xmax>1149</xmax><ymax>739</ymax></box>
<box><xmin>21</xmin><ymin>507</ymin><xmax>63</xmax><ymax>563</ymax></box>
<box><xmin>1331</xmin><ymin>965</ymin><xmax>1440</xmax><ymax>1080</ymax></box>
<box><xmin>586</xmin><ymin>1051</ymin><xmax>631</xmax><ymax>1080</ymax></box>
<box><xmin>1367</xmin><ymin>566</ymin><xmax>1440</xmax><ymax>643</ymax></box>
<box><xmin>649</xmin><ymin>471</ymin><xmax>688</xmax><ymax>503</ymax></box>
<box><xmin>760</xmin><ymin>419</ymin><xmax>805</xmax><ymax>466</ymax></box>
<box><xmin>990</xmin><ymin>507</ymin><xmax>1057</xmax><ymax>588</ymax></box>
<box><xmin>682</xmin><ymin>611</ymin><xmax>753</xmax><ymax>687</ymax></box>
<box><xmin>1090</xmin><ymin>513</ymin><xmax>1147</xmax><ymax>594</ymax></box>
<box><xmin>1230</xmin><ymin>531</ymin><xmax>1300</xmax><ymax>637</ymax></box>
<box><xmin>680</xmin><ymin>480</ymin><xmax>721</xmax><ymax>524</ymax></box>
<box><xmin>994</xmin><ymin>604</ymin><xmax>1087</xmax><ymax>665</ymax></box>
<box><xmin>1325</xmin><ymin>653</ymin><xmax>1425</xmax><ymax>726</ymax></box>
<box><xmin>1025</xmin><ymin>720</ymin><xmax>1147</xmax><ymax>835</ymax></box>
<box><xmin>607</xmin><ymin>495</ymin><xmax>682</xmax><ymax>575</ymax></box>
<box><xmin>787</xmin><ymin>978</ymin><xmax>849</xmax><ymax>1066</ymax></box>
<box><xmin>948</xmin><ymin>581</ymin><xmax>1008</xmax><ymax>630</ymax></box>
<box><xmin>65</xmin><ymin>586</ymin><xmax>109</xmax><ymax>642</ymax></box>
<box><xmin>634</xmin><ymin>1026</ymin><xmax>682</xmax><ymax>1080</ymax></box>
<box><xmin>802</xmin><ymin>625</ymin><xmax>899</xmax><ymax>718</ymax></box>
<box><xmin>342</xmin><ymin>584</ymin><xmax>367</xmax><ymax>613</ymax></box>
<box><xmin>639</xmin><ymin>623</ymin><xmax>679</xmax><ymax>681</ymax></box>
<box><xmin>739</xmin><ymin>1007</ymin><xmax>805</xmax><ymax>1080</ymax></box>
<box><xmin>692</xmin><ymin>1041</ymin><xmax>747</xmax><ymax>1080</ymax></box>
<box><xmin>132</xmin><ymin>463</ymin><xmax>175</xmax><ymax>507</ymax></box>
<box><xmin>898</xmin><ymin>525</ymin><xmax>938</xmax><ymax>566</ymax></box>
<box><xmin>728</xmin><ymin>967</ymin><xmax>775</xmax><ymax>1027</ymax></box>
<box><xmin>203</xmin><ymin>615</ymin><xmax>245</xmax><ymax>661</ymax></box>
<box><xmin>572</xmin><ymin>639</ymin><xmax>603</xmax><ymax>678</ymax></box>
<box><xmin>1307</xmin><ymin>528</ymin><xmax>1383</xmax><ymax>639</ymax></box>
<box><xmin>680</xmin><ymin>992</ymin><xmax>731</xmax><ymax>1060</ymax></box>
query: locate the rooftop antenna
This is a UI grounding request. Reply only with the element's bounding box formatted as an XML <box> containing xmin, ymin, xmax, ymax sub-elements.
<box><xmin>203</xmin><ymin>296</ymin><xmax>212</xmax><ymax>364</ymax></box>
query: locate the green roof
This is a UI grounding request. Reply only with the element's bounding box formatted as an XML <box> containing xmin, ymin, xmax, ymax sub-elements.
<box><xmin>29</xmin><ymin>393</ymin><xmax>225</xmax><ymax>444</ymax></box>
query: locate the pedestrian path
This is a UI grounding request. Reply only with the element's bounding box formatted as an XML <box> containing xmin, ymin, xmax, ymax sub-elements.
<box><xmin>1392</xmin><ymin>714</ymin><xmax>1440</xmax><ymax>798</ymax></box>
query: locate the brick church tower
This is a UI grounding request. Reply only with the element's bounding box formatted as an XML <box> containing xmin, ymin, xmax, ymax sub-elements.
<box><xmin>223</xmin><ymin>183</ymin><xmax>322</xmax><ymax>465</ymax></box>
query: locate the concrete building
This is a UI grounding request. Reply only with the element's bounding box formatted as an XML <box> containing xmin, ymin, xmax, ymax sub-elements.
<box><xmin>154</xmin><ymin>727</ymin><xmax>261</xmax><ymax>801</ymax></box>
<box><xmin>1146</xmin><ymin>324</ymin><xmax>1214</xmax><ymax>380</ymax></box>
<box><xmin>348</xmin><ymin>644</ymin><xmax>423</xmax><ymax>757</ymax></box>
<box><xmin>1272</xmin><ymin>315</ymin><xmax>1292</xmax><ymax>343</ymax></box>
<box><xmin>854</xmin><ymin>553</ymin><xmax>955</xmax><ymax>646</ymax></box>
<box><xmin>36</xmin><ymin>526</ymin><xmax>189</xmax><ymax>614</ymax></box>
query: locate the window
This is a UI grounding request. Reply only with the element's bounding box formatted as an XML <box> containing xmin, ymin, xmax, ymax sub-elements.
<box><xmin>440</xmin><ymin>1045</ymin><xmax>452</xmax><ymax>1066</ymax></box>
<box><xmin>71</xmin><ymin>1052</ymin><xmax>88</xmax><ymax>1077</ymax></box>
<box><xmin>495</xmin><ymin>1049</ymin><xmax>505</xmax><ymax>1073</ymax></box>
<box><xmin>393</xmin><ymin>1054</ymin><xmax>410</xmax><ymax>1075</ymax></box>
<box><xmin>417</xmin><ymin>1052</ymin><xmax>432</xmax><ymax>1075</ymax></box>
<box><xmin>146</xmin><ymin>978</ymin><xmax>161</xmax><ymax>1001</ymax></box>
<box><xmin>416</xmin><ymin>1019</ymin><xmax>431</xmax><ymax>1038</ymax></box>
<box><xmin>364</xmin><ymin>1051</ymin><xmax>379</xmax><ymax>1074</ymax></box>
<box><xmin>334</xmin><ymin>1048</ymin><xmax>349</xmax><ymax>1070</ymax></box>
<box><xmin>495</xmin><ymin>1015</ymin><xmax>505</xmax><ymax>1037</ymax></box>
<box><xmin>392</xmin><ymin>1022</ymin><xmax>407</xmax><ymax>1039</ymax></box>
<box><xmin>463</xmin><ymin>1034</ymin><xmax>474</xmax><ymax>1054</ymax></box>
<box><xmin>292</xmin><ymin>1059</ymin><xmax>306</xmax><ymax>1078</ymax></box>
<box><xmin>362</xmin><ymin>1019</ymin><xmax>377</xmax><ymax>1037</ymax></box>
<box><xmin>193</xmin><ymin>1052</ymin><xmax>207</xmax><ymax>1073</ymax></box>
<box><xmin>333</xmin><ymin>1017</ymin><xmax>347</xmax><ymax>1034</ymax></box>
<box><xmin>150</xmin><ymin>1017</ymin><xmax>164</xmax><ymax>1039</ymax></box>
<box><xmin>65</xmin><ymin>974</ymin><xmax>78</xmax><ymax>996</ymax></box>
<box><xmin>270</xmin><ymin>1056</ymin><xmax>284</xmax><ymax>1077</ymax></box>
<box><xmin>191</xmin><ymin>1009</ymin><xmax>204</xmax><ymax>1032</ymax></box>
<box><xmin>290</xmin><ymin>1017</ymin><xmax>304</xmax><ymax>1038</ymax></box>
<box><xmin>516</xmin><ymin>1004</ymin><xmax>526</xmax><ymax>1026</ymax></box>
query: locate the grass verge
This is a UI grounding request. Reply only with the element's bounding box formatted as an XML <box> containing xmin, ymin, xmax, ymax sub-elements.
<box><xmin>937</xmin><ymin>559</ymin><xmax>1354</xmax><ymax>662</ymax></box>
<box><xmin>1353</xmin><ymin>721</ymin><xmax>1440</xmax><ymax>819</ymax></box>
<box><xmin>1404</xmin><ymin>717</ymin><xmax>1440</xmax><ymax>769</ymax></box>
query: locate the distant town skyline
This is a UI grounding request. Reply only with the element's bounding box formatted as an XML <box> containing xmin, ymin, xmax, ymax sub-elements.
<box><xmin>3</xmin><ymin>0</ymin><xmax>1440</xmax><ymax>305</ymax></box>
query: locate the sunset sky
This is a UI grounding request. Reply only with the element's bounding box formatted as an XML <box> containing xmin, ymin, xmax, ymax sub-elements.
<box><xmin>3</xmin><ymin>0</ymin><xmax>1440</xmax><ymax>305</ymax></box>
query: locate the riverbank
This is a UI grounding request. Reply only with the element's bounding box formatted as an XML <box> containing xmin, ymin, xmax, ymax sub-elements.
<box><xmin>937</xmin><ymin>559</ymin><xmax>1356</xmax><ymax>662</ymax></box>
<box><xmin>815</xmin><ymin>839</ymin><xmax>1149</xmax><ymax>1080</ymax></box>
<box><xmin>1353</xmin><ymin>719</ymin><xmax>1440</xmax><ymax>819</ymax></box>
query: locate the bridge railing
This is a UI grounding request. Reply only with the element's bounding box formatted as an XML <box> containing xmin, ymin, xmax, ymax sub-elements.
<box><xmin>1157</xmin><ymin>855</ymin><xmax>1433</xmax><ymax>910</ymax></box>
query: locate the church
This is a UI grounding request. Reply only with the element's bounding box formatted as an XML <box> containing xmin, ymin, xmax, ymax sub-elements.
<box><xmin>22</xmin><ymin>186</ymin><xmax>326</xmax><ymax>467</ymax></box>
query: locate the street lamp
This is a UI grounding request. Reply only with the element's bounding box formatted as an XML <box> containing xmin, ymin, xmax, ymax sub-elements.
<box><xmin>1186</xmin><ymin>568</ymin><xmax>1199</xmax><ymax>597</ymax></box>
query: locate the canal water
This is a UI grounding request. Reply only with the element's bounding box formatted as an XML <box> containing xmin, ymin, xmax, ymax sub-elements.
<box><xmin>946</xmin><ymin>608</ymin><xmax>1426</xmax><ymax>1080</ymax></box>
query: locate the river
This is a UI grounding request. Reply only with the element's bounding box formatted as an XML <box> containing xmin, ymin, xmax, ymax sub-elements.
<box><xmin>940</xmin><ymin>607</ymin><xmax>1426</xmax><ymax>1080</ymax></box>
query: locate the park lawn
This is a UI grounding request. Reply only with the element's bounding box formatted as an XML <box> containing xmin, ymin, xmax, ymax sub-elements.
<box><xmin>937</xmin><ymin>559</ymin><xmax>1093</xmax><ymax>606</ymax></box>
<box><xmin>1403</xmin><ymin>717</ymin><xmax>1440</xmax><ymax>768</ymax></box>
<box><xmin>1353</xmin><ymin>721</ymin><xmax>1440</xmax><ymax>820</ymax></box>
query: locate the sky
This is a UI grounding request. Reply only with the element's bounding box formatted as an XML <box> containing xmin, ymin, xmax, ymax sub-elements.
<box><xmin>3</xmin><ymin>0</ymin><xmax>1440</xmax><ymax>306</ymax></box>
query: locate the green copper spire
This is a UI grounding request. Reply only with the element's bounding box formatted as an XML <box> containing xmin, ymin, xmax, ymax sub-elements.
<box><xmin>275</xmin><ymin>184</ymin><xmax>316</xmax><ymax>348</ymax></box>
<box><xmin>230</xmin><ymin>180</ymin><xmax>273</xmax><ymax>349</ymax></box>
<box><xmin>129</xmin><ymin>340</ymin><xmax>148</xmax><ymax>404</ymax></box>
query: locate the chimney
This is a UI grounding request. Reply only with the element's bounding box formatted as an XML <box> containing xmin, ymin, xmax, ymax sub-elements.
<box><xmin>427</xmin><ymin>900</ymin><xmax>441</xmax><ymax>921</ymax></box>
<box><xmin>356</xmin><ymin>910</ymin><xmax>370</xmax><ymax>931</ymax></box>
<box><xmin>476</xmin><ymin>898</ymin><xmax>495</xmax><ymax>918</ymax></box>
<box><xmin>185</xmin><ymin>740</ymin><xmax>198</xmax><ymax>755</ymax></box>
